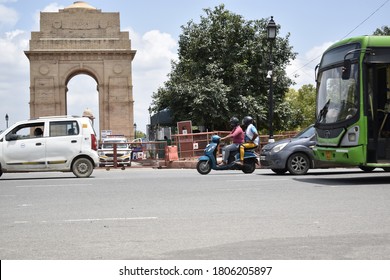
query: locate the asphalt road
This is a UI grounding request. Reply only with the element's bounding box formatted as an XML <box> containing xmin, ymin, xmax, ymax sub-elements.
<box><xmin>1</xmin><ymin>167</ymin><xmax>390</xmax><ymax>260</ymax></box>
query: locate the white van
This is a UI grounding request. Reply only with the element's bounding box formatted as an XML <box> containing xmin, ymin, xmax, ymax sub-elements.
<box><xmin>98</xmin><ymin>136</ymin><xmax>132</xmax><ymax>167</ymax></box>
<box><xmin>0</xmin><ymin>116</ymin><xmax>99</xmax><ymax>178</ymax></box>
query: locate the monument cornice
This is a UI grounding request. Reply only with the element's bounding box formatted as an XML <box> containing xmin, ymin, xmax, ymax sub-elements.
<box><xmin>25</xmin><ymin>49</ymin><xmax>136</xmax><ymax>60</ymax></box>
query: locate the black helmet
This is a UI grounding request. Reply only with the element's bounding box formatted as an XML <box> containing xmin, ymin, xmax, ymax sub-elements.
<box><xmin>242</xmin><ymin>116</ymin><xmax>253</xmax><ymax>126</ymax></box>
<box><xmin>229</xmin><ymin>117</ymin><xmax>239</xmax><ymax>127</ymax></box>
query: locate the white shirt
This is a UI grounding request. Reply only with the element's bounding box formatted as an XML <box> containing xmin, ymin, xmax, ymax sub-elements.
<box><xmin>245</xmin><ymin>124</ymin><xmax>259</xmax><ymax>145</ymax></box>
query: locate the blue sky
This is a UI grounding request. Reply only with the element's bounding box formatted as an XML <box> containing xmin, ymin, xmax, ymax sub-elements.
<box><xmin>0</xmin><ymin>0</ymin><xmax>389</xmax><ymax>134</ymax></box>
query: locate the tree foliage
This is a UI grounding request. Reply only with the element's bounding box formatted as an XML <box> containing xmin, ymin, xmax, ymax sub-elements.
<box><xmin>373</xmin><ymin>26</ymin><xmax>390</xmax><ymax>35</ymax></box>
<box><xmin>282</xmin><ymin>84</ymin><xmax>316</xmax><ymax>130</ymax></box>
<box><xmin>150</xmin><ymin>5</ymin><xmax>296</xmax><ymax>130</ymax></box>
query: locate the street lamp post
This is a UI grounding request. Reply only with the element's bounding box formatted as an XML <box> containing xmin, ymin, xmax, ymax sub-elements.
<box><xmin>5</xmin><ymin>113</ymin><xmax>9</xmax><ymax>128</ymax></box>
<box><xmin>267</xmin><ymin>16</ymin><xmax>276</xmax><ymax>143</ymax></box>
<box><xmin>134</xmin><ymin>123</ymin><xmax>137</xmax><ymax>140</ymax></box>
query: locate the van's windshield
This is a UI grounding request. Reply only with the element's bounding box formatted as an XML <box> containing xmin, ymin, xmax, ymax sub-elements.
<box><xmin>102</xmin><ymin>140</ymin><xmax>128</xmax><ymax>149</ymax></box>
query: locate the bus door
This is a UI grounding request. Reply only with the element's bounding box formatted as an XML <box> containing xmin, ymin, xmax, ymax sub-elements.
<box><xmin>366</xmin><ymin>65</ymin><xmax>390</xmax><ymax>162</ymax></box>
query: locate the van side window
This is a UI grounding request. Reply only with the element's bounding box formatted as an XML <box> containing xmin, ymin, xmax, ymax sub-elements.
<box><xmin>6</xmin><ymin>122</ymin><xmax>45</xmax><ymax>141</ymax></box>
<box><xmin>49</xmin><ymin>121</ymin><xmax>79</xmax><ymax>137</ymax></box>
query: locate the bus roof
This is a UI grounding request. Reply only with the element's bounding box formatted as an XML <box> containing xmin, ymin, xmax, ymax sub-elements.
<box><xmin>326</xmin><ymin>35</ymin><xmax>390</xmax><ymax>52</ymax></box>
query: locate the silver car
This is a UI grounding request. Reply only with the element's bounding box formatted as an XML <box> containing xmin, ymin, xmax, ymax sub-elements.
<box><xmin>260</xmin><ymin>125</ymin><xmax>333</xmax><ymax>175</ymax></box>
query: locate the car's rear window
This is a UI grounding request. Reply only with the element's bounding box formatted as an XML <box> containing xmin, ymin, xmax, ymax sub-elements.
<box><xmin>49</xmin><ymin>121</ymin><xmax>79</xmax><ymax>137</ymax></box>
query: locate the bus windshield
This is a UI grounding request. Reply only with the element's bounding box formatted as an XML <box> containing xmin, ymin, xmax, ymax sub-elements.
<box><xmin>316</xmin><ymin>63</ymin><xmax>359</xmax><ymax>124</ymax></box>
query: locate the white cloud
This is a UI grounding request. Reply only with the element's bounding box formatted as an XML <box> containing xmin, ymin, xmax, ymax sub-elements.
<box><xmin>0</xmin><ymin>28</ymin><xmax>30</xmax><ymax>127</ymax></box>
<box><xmin>0</xmin><ymin>29</ymin><xmax>29</xmax><ymax>74</ymax></box>
<box><xmin>306</xmin><ymin>41</ymin><xmax>335</xmax><ymax>59</ymax></box>
<box><xmin>41</xmin><ymin>2</ymin><xmax>64</xmax><ymax>12</ymax></box>
<box><xmin>0</xmin><ymin>4</ymin><xmax>19</xmax><ymax>28</ymax></box>
<box><xmin>0</xmin><ymin>29</ymin><xmax>26</xmax><ymax>59</ymax></box>
<box><xmin>0</xmin><ymin>3</ymin><xmax>68</xmax><ymax>129</ymax></box>
<box><xmin>128</xmin><ymin>28</ymin><xmax>178</xmax><ymax>132</ymax></box>
<box><xmin>287</xmin><ymin>41</ymin><xmax>334</xmax><ymax>89</ymax></box>
<box><xmin>134</xmin><ymin>30</ymin><xmax>177</xmax><ymax>70</ymax></box>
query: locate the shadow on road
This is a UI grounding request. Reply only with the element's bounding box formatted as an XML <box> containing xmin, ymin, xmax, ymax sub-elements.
<box><xmin>259</xmin><ymin>168</ymin><xmax>390</xmax><ymax>186</ymax></box>
<box><xmin>160</xmin><ymin>232</ymin><xmax>390</xmax><ymax>260</ymax></box>
<box><xmin>293</xmin><ymin>172</ymin><xmax>390</xmax><ymax>186</ymax></box>
<box><xmin>0</xmin><ymin>176</ymin><xmax>88</xmax><ymax>181</ymax></box>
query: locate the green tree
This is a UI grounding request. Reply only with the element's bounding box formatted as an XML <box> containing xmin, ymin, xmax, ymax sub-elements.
<box><xmin>151</xmin><ymin>5</ymin><xmax>296</xmax><ymax>130</ymax></box>
<box><xmin>373</xmin><ymin>26</ymin><xmax>390</xmax><ymax>35</ymax></box>
<box><xmin>135</xmin><ymin>130</ymin><xmax>146</xmax><ymax>139</ymax></box>
<box><xmin>283</xmin><ymin>84</ymin><xmax>316</xmax><ymax>130</ymax></box>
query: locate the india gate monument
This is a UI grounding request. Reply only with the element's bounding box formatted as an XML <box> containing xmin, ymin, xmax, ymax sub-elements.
<box><xmin>25</xmin><ymin>1</ymin><xmax>137</xmax><ymax>139</ymax></box>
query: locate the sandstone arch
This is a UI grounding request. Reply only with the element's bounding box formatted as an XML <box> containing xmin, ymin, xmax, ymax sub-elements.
<box><xmin>25</xmin><ymin>1</ymin><xmax>137</xmax><ymax>139</ymax></box>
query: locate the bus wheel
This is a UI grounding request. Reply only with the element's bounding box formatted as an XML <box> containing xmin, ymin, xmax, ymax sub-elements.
<box><xmin>359</xmin><ymin>166</ymin><xmax>375</xmax><ymax>172</ymax></box>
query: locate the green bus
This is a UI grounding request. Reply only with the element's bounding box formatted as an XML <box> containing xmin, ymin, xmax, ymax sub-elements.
<box><xmin>313</xmin><ymin>35</ymin><xmax>390</xmax><ymax>171</ymax></box>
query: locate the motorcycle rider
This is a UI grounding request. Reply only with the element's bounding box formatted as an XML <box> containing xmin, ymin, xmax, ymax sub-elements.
<box><xmin>220</xmin><ymin>117</ymin><xmax>244</xmax><ymax>165</ymax></box>
<box><xmin>238</xmin><ymin>116</ymin><xmax>259</xmax><ymax>165</ymax></box>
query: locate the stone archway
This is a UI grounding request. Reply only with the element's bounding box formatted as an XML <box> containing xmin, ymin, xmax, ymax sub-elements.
<box><xmin>24</xmin><ymin>1</ymin><xmax>136</xmax><ymax>139</ymax></box>
<box><xmin>66</xmin><ymin>73</ymin><xmax>99</xmax><ymax>128</ymax></box>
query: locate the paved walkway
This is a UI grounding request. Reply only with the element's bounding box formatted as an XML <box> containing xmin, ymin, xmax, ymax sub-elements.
<box><xmin>98</xmin><ymin>159</ymin><xmax>198</xmax><ymax>170</ymax></box>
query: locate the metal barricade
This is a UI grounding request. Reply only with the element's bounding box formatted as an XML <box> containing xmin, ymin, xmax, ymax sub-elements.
<box><xmin>99</xmin><ymin>141</ymin><xmax>169</xmax><ymax>169</ymax></box>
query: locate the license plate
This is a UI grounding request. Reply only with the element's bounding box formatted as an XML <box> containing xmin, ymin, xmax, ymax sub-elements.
<box><xmin>325</xmin><ymin>151</ymin><xmax>332</xmax><ymax>160</ymax></box>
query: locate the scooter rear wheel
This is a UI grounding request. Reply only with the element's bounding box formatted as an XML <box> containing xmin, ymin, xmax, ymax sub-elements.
<box><xmin>242</xmin><ymin>160</ymin><xmax>256</xmax><ymax>174</ymax></box>
<box><xmin>197</xmin><ymin>160</ymin><xmax>211</xmax><ymax>175</ymax></box>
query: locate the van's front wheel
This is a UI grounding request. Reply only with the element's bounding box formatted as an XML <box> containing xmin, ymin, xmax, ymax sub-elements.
<box><xmin>72</xmin><ymin>157</ymin><xmax>94</xmax><ymax>178</ymax></box>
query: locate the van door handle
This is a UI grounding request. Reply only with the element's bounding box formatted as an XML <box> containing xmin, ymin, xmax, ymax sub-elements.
<box><xmin>36</xmin><ymin>143</ymin><xmax>42</xmax><ymax>146</ymax></box>
<box><xmin>71</xmin><ymin>140</ymin><xmax>77</xmax><ymax>143</ymax></box>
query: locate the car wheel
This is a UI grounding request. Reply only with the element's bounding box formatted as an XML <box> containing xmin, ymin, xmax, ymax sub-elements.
<box><xmin>359</xmin><ymin>166</ymin><xmax>375</xmax><ymax>172</ymax></box>
<box><xmin>72</xmin><ymin>157</ymin><xmax>94</xmax><ymax>178</ymax></box>
<box><xmin>287</xmin><ymin>152</ymin><xmax>310</xmax><ymax>175</ymax></box>
<box><xmin>271</xmin><ymin>168</ymin><xmax>288</xmax><ymax>175</ymax></box>
<box><xmin>196</xmin><ymin>160</ymin><xmax>211</xmax><ymax>175</ymax></box>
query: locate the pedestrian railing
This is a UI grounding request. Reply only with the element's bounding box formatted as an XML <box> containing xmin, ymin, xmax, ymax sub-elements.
<box><xmin>101</xmin><ymin>130</ymin><xmax>298</xmax><ymax>168</ymax></box>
